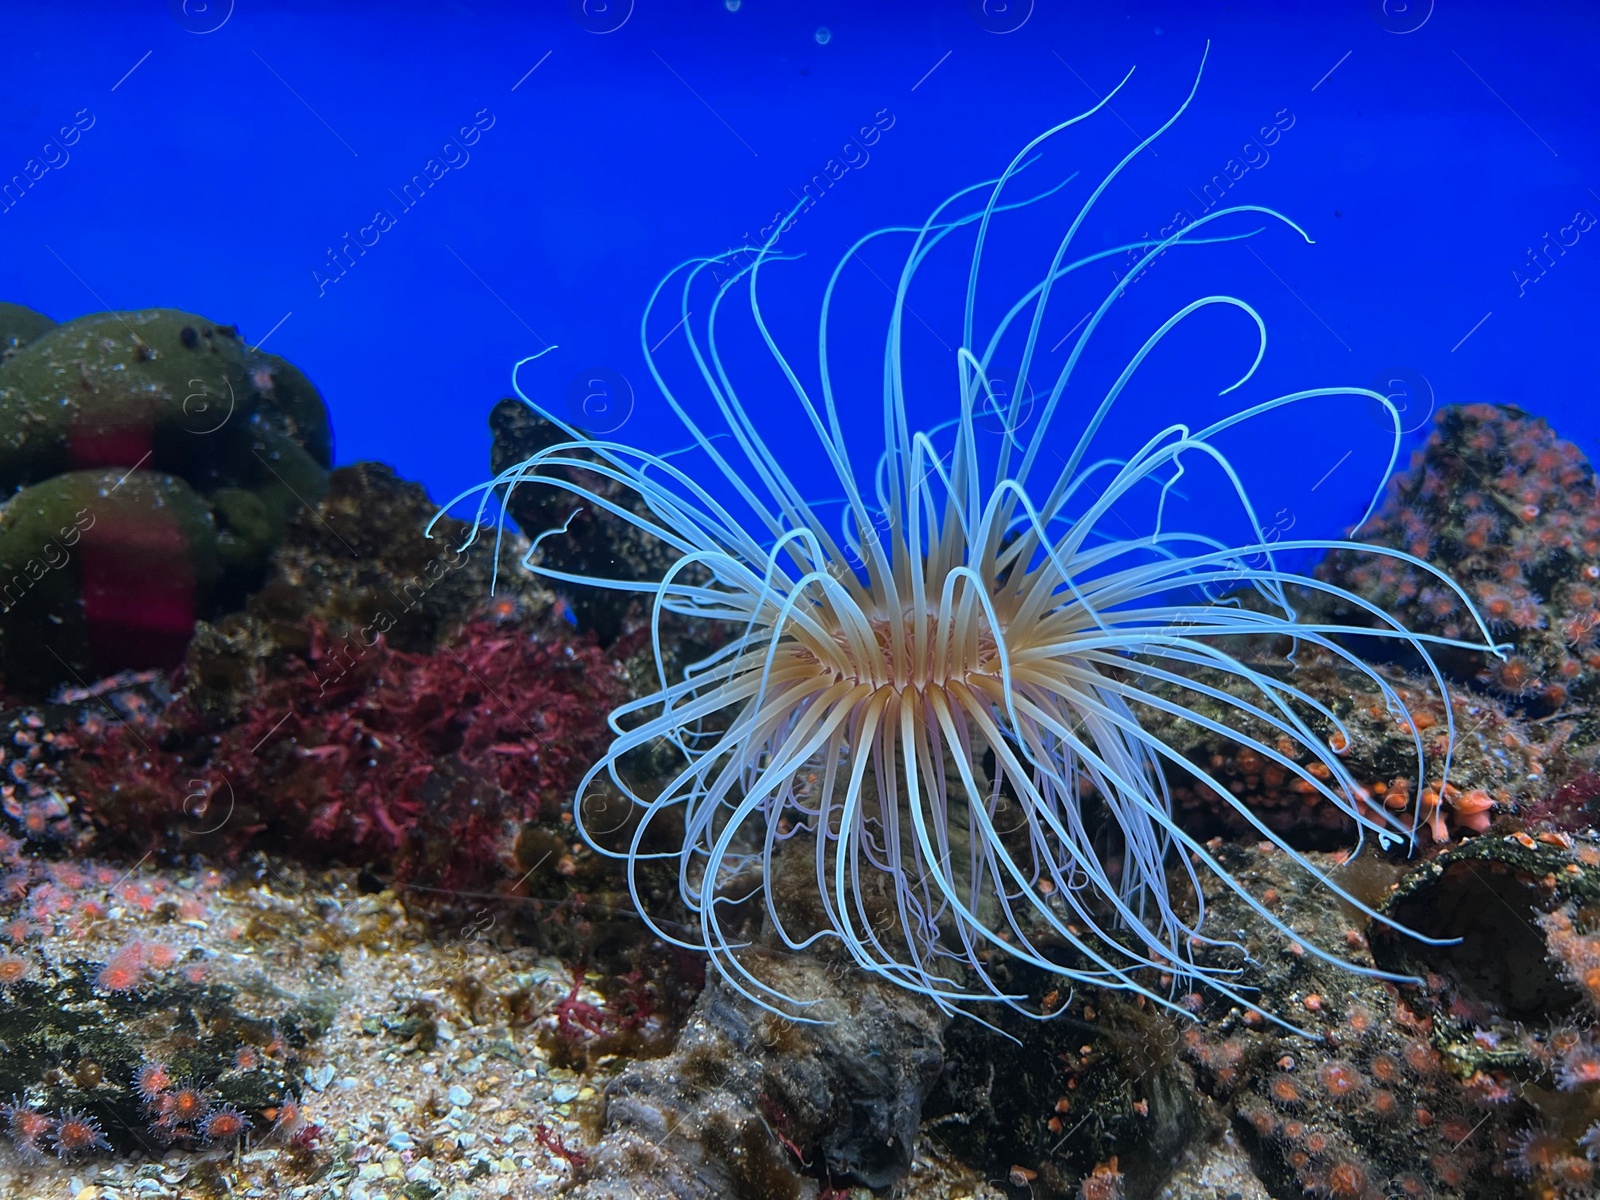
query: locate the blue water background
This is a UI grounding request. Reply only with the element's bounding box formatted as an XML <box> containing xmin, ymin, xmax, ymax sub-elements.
<box><xmin>2</xmin><ymin>1</ymin><xmax>1596</xmax><ymax>558</ymax></box>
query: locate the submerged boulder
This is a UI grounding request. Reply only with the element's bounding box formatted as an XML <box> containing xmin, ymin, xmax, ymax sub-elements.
<box><xmin>0</xmin><ymin>302</ymin><xmax>56</xmax><ymax>362</ymax></box>
<box><xmin>0</xmin><ymin>307</ymin><xmax>330</xmax><ymax>491</ymax></box>
<box><xmin>1316</xmin><ymin>402</ymin><xmax>1600</xmax><ymax>734</ymax></box>
<box><xmin>0</xmin><ymin>470</ymin><xmax>222</xmax><ymax>694</ymax></box>
<box><xmin>569</xmin><ymin>953</ymin><xmax>946</xmax><ymax>1200</ymax></box>
<box><xmin>0</xmin><ymin>306</ymin><xmax>333</xmax><ymax>694</ymax></box>
<box><xmin>488</xmin><ymin>398</ymin><xmax>678</xmax><ymax>646</ymax></box>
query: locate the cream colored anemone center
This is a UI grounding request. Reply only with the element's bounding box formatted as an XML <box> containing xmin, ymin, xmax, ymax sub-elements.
<box><xmin>776</xmin><ymin>601</ymin><xmax>1018</xmax><ymax>700</ymax></box>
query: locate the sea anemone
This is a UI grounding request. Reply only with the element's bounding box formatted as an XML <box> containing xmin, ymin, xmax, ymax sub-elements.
<box><xmin>133</xmin><ymin>1061</ymin><xmax>172</xmax><ymax>1104</ymax></box>
<box><xmin>1509</xmin><ymin>1123</ymin><xmax>1566</xmax><ymax>1178</ymax></box>
<box><xmin>1</xmin><ymin>1097</ymin><xmax>53</xmax><ymax>1161</ymax></box>
<box><xmin>199</xmin><ymin>1104</ymin><xmax>252</xmax><ymax>1146</ymax></box>
<box><xmin>446</xmin><ymin>49</ymin><xmax>1496</xmax><ymax>1028</ymax></box>
<box><xmin>51</xmin><ymin>1108</ymin><xmax>110</xmax><ymax>1159</ymax></box>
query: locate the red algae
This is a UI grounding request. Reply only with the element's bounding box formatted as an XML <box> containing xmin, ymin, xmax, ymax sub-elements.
<box><xmin>68</xmin><ymin>613</ymin><xmax>626</xmax><ymax>895</ymax></box>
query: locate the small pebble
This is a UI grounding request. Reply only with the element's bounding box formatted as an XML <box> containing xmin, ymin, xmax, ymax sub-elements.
<box><xmin>406</xmin><ymin>1158</ymin><xmax>436</xmax><ymax>1182</ymax></box>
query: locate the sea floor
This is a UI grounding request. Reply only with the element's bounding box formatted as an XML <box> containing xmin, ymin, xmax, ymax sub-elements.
<box><xmin>0</xmin><ymin>856</ymin><xmax>1005</xmax><ymax>1200</ymax></box>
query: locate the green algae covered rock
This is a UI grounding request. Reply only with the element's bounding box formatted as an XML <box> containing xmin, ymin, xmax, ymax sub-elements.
<box><xmin>0</xmin><ymin>307</ymin><xmax>331</xmax><ymax>493</ymax></box>
<box><xmin>0</xmin><ymin>306</ymin><xmax>335</xmax><ymax>694</ymax></box>
<box><xmin>0</xmin><ymin>469</ymin><xmax>223</xmax><ymax>694</ymax></box>
<box><xmin>0</xmin><ymin>301</ymin><xmax>55</xmax><ymax>361</ymax></box>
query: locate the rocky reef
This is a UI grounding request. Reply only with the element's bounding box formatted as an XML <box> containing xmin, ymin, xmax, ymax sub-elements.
<box><xmin>565</xmin><ymin>953</ymin><xmax>945</xmax><ymax>1200</ymax></box>
<box><xmin>1317</xmin><ymin>403</ymin><xmax>1600</xmax><ymax>730</ymax></box>
<box><xmin>4</xmin><ymin>393</ymin><xmax>1600</xmax><ymax>1200</ymax></box>
<box><xmin>487</xmin><ymin>400</ymin><xmax>679</xmax><ymax>649</ymax></box>
<box><xmin>0</xmin><ymin>458</ymin><xmax>623</xmax><ymax>906</ymax></box>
